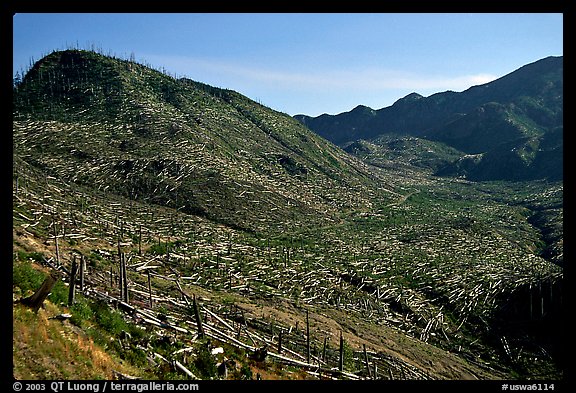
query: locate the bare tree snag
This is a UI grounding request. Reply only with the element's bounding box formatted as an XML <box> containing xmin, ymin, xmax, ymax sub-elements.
<box><xmin>138</xmin><ymin>224</ymin><xmax>142</xmax><ymax>256</ymax></box>
<box><xmin>118</xmin><ymin>257</ymin><xmax>124</xmax><ymax>301</ymax></box>
<box><xmin>122</xmin><ymin>253</ymin><xmax>129</xmax><ymax>303</ymax></box>
<box><xmin>192</xmin><ymin>294</ymin><xmax>205</xmax><ymax>338</ymax></box>
<box><xmin>306</xmin><ymin>309</ymin><xmax>311</xmax><ymax>364</ymax></box>
<box><xmin>52</xmin><ymin>215</ymin><xmax>60</xmax><ymax>266</ymax></box>
<box><xmin>363</xmin><ymin>343</ymin><xmax>372</xmax><ymax>378</ymax></box>
<box><xmin>68</xmin><ymin>257</ymin><xmax>78</xmax><ymax>306</ymax></box>
<box><xmin>79</xmin><ymin>254</ymin><xmax>85</xmax><ymax>293</ymax></box>
<box><xmin>175</xmin><ymin>279</ymin><xmax>190</xmax><ymax>306</ymax></box>
<box><xmin>147</xmin><ymin>270</ymin><xmax>153</xmax><ymax>308</ymax></box>
<box><xmin>20</xmin><ymin>273</ymin><xmax>59</xmax><ymax>312</ymax></box>
<box><xmin>339</xmin><ymin>330</ymin><xmax>344</xmax><ymax>372</ymax></box>
<box><xmin>278</xmin><ymin>331</ymin><xmax>283</xmax><ymax>354</ymax></box>
<box><xmin>529</xmin><ymin>283</ymin><xmax>533</xmax><ymax>320</ymax></box>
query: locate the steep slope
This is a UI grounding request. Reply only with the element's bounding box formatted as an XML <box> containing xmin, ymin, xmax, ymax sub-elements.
<box><xmin>424</xmin><ymin>102</ymin><xmax>538</xmax><ymax>154</ymax></box>
<box><xmin>342</xmin><ymin>135</ymin><xmax>463</xmax><ymax>173</ymax></box>
<box><xmin>13</xmin><ymin>155</ymin><xmax>517</xmax><ymax>380</ymax></box>
<box><xmin>13</xmin><ymin>49</ymin><xmax>563</xmax><ymax>380</ymax></box>
<box><xmin>13</xmin><ymin>50</ymin><xmax>384</xmax><ymax>234</ymax></box>
<box><xmin>295</xmin><ymin>56</ymin><xmax>563</xmax><ymax>181</ymax></box>
<box><xmin>296</xmin><ymin>104</ymin><xmax>379</xmax><ymax>146</ymax></box>
<box><xmin>436</xmin><ymin>126</ymin><xmax>563</xmax><ymax>182</ymax></box>
<box><xmin>13</xmin><ymin>141</ymin><xmax>563</xmax><ymax>381</ymax></box>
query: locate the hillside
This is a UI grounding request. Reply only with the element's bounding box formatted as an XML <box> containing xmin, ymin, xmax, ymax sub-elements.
<box><xmin>13</xmin><ymin>49</ymin><xmax>386</xmax><ymax>235</ymax></box>
<box><xmin>13</xmin><ymin>50</ymin><xmax>563</xmax><ymax>381</ymax></box>
<box><xmin>295</xmin><ymin>56</ymin><xmax>563</xmax><ymax>182</ymax></box>
<box><xmin>342</xmin><ymin>135</ymin><xmax>464</xmax><ymax>174</ymax></box>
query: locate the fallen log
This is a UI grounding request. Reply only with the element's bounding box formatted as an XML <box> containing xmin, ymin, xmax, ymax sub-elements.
<box><xmin>173</xmin><ymin>360</ymin><xmax>199</xmax><ymax>379</ymax></box>
<box><xmin>112</xmin><ymin>370</ymin><xmax>140</xmax><ymax>380</ymax></box>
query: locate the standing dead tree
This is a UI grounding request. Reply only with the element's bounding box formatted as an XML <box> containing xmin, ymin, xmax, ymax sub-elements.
<box><xmin>68</xmin><ymin>257</ymin><xmax>78</xmax><ymax>306</ymax></box>
<box><xmin>18</xmin><ymin>272</ymin><xmax>61</xmax><ymax>313</ymax></box>
<box><xmin>52</xmin><ymin>214</ymin><xmax>61</xmax><ymax>266</ymax></box>
<box><xmin>192</xmin><ymin>294</ymin><xmax>205</xmax><ymax>338</ymax></box>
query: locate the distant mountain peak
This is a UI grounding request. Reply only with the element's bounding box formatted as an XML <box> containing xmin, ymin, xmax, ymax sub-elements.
<box><xmin>350</xmin><ymin>104</ymin><xmax>377</xmax><ymax>114</ymax></box>
<box><xmin>394</xmin><ymin>92</ymin><xmax>424</xmax><ymax>105</ymax></box>
<box><xmin>294</xmin><ymin>56</ymin><xmax>562</xmax><ymax>182</ymax></box>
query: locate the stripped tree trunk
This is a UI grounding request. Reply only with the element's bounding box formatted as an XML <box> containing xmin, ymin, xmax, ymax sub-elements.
<box><xmin>339</xmin><ymin>331</ymin><xmax>344</xmax><ymax>372</ymax></box>
<box><xmin>122</xmin><ymin>253</ymin><xmax>129</xmax><ymax>303</ymax></box>
<box><xmin>20</xmin><ymin>273</ymin><xmax>59</xmax><ymax>313</ymax></box>
<box><xmin>192</xmin><ymin>294</ymin><xmax>205</xmax><ymax>338</ymax></box>
<box><xmin>306</xmin><ymin>309</ymin><xmax>311</xmax><ymax>364</ymax></box>
<box><xmin>363</xmin><ymin>344</ymin><xmax>372</xmax><ymax>379</ymax></box>
<box><xmin>68</xmin><ymin>257</ymin><xmax>78</xmax><ymax>306</ymax></box>
<box><xmin>53</xmin><ymin>216</ymin><xmax>60</xmax><ymax>266</ymax></box>
<box><xmin>278</xmin><ymin>331</ymin><xmax>283</xmax><ymax>354</ymax></box>
<box><xmin>138</xmin><ymin>224</ymin><xmax>142</xmax><ymax>256</ymax></box>
<box><xmin>119</xmin><ymin>256</ymin><xmax>124</xmax><ymax>301</ymax></box>
<box><xmin>79</xmin><ymin>254</ymin><xmax>85</xmax><ymax>293</ymax></box>
<box><xmin>529</xmin><ymin>283</ymin><xmax>533</xmax><ymax>320</ymax></box>
<box><xmin>147</xmin><ymin>270</ymin><xmax>153</xmax><ymax>308</ymax></box>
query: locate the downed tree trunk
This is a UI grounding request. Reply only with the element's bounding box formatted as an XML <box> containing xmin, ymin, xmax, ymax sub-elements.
<box><xmin>19</xmin><ymin>272</ymin><xmax>60</xmax><ymax>312</ymax></box>
<box><xmin>112</xmin><ymin>370</ymin><xmax>140</xmax><ymax>380</ymax></box>
<box><xmin>173</xmin><ymin>360</ymin><xmax>199</xmax><ymax>379</ymax></box>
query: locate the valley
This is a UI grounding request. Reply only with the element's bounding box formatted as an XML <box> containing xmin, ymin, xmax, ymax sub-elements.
<box><xmin>13</xmin><ymin>50</ymin><xmax>563</xmax><ymax>381</ymax></box>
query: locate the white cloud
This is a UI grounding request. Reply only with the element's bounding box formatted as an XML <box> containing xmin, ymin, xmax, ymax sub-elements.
<box><xmin>141</xmin><ymin>54</ymin><xmax>498</xmax><ymax>94</ymax></box>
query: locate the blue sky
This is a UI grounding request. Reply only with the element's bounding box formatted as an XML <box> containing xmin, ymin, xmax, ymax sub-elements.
<box><xmin>13</xmin><ymin>13</ymin><xmax>563</xmax><ymax>117</ymax></box>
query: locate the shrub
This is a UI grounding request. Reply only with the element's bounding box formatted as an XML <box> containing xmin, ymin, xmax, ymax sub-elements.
<box><xmin>90</xmin><ymin>300</ymin><xmax>129</xmax><ymax>335</ymax></box>
<box><xmin>192</xmin><ymin>342</ymin><xmax>218</xmax><ymax>379</ymax></box>
<box><xmin>239</xmin><ymin>364</ymin><xmax>253</xmax><ymax>380</ymax></box>
<box><xmin>16</xmin><ymin>250</ymin><xmax>45</xmax><ymax>263</ymax></box>
<box><xmin>70</xmin><ymin>297</ymin><xmax>95</xmax><ymax>327</ymax></box>
<box><xmin>148</xmin><ymin>242</ymin><xmax>168</xmax><ymax>255</ymax></box>
<box><xmin>13</xmin><ymin>260</ymin><xmax>45</xmax><ymax>294</ymax></box>
<box><xmin>47</xmin><ymin>279</ymin><xmax>69</xmax><ymax>305</ymax></box>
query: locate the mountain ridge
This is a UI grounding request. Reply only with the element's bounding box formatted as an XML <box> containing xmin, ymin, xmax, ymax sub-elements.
<box><xmin>294</xmin><ymin>56</ymin><xmax>562</xmax><ymax>182</ymax></box>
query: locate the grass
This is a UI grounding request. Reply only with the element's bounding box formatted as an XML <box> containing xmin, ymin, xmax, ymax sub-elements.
<box><xmin>13</xmin><ymin>257</ymin><xmax>69</xmax><ymax>306</ymax></box>
<box><xmin>13</xmin><ymin>257</ymin><xmax>281</xmax><ymax>380</ymax></box>
<box><xmin>13</xmin><ymin>257</ymin><xmax>144</xmax><ymax>377</ymax></box>
<box><xmin>11</xmin><ymin>85</ymin><xmax>562</xmax><ymax>380</ymax></box>
<box><xmin>13</xmin><ymin>301</ymin><xmax>144</xmax><ymax>380</ymax></box>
